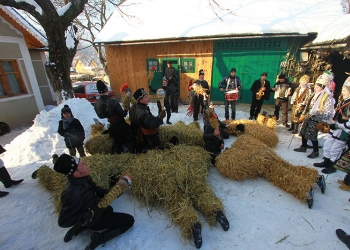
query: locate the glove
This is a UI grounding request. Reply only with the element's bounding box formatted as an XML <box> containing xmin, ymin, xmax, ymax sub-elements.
<box><xmin>329</xmin><ymin>123</ymin><xmax>338</xmax><ymax>130</ymax></box>
<box><xmin>91</xmin><ymin>207</ymin><xmax>106</xmax><ymax>219</ymax></box>
<box><xmin>159</xmin><ymin>110</ymin><xmax>166</xmax><ymax>119</ymax></box>
<box><xmin>117</xmin><ymin>174</ymin><xmax>132</xmax><ymax>189</ymax></box>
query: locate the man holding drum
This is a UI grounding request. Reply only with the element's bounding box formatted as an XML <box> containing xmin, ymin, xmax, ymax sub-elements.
<box><xmin>218</xmin><ymin>68</ymin><xmax>242</xmax><ymax>120</ymax></box>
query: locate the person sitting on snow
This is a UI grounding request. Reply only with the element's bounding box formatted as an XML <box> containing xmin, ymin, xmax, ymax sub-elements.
<box><xmin>54</xmin><ymin>153</ymin><xmax>134</xmax><ymax>250</ymax></box>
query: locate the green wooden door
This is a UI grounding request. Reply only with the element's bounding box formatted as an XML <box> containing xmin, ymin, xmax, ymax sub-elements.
<box><xmin>211</xmin><ymin>38</ymin><xmax>291</xmax><ymax>104</ymax></box>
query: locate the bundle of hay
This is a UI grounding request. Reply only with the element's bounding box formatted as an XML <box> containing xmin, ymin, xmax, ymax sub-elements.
<box><xmin>256</xmin><ymin>114</ymin><xmax>278</xmax><ymax>129</ymax></box>
<box><xmin>223</xmin><ymin>119</ymin><xmax>279</xmax><ymax>147</ymax></box>
<box><xmin>215</xmin><ymin>135</ymin><xmax>319</xmax><ymax>202</ymax></box>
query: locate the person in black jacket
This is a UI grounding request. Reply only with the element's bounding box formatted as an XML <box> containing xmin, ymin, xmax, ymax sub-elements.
<box><xmin>271</xmin><ymin>74</ymin><xmax>294</xmax><ymax>127</ymax></box>
<box><xmin>249</xmin><ymin>72</ymin><xmax>271</xmax><ymax>120</ymax></box>
<box><xmin>164</xmin><ymin>61</ymin><xmax>179</xmax><ymax>113</ymax></box>
<box><xmin>149</xmin><ymin>76</ymin><xmax>172</xmax><ymax>124</ymax></box>
<box><xmin>94</xmin><ymin>80</ymin><xmax>135</xmax><ymax>154</ymax></box>
<box><xmin>54</xmin><ymin>154</ymin><xmax>134</xmax><ymax>250</ymax></box>
<box><xmin>134</xmin><ymin>88</ymin><xmax>166</xmax><ymax>151</ymax></box>
<box><xmin>191</xmin><ymin>69</ymin><xmax>210</xmax><ymax>121</ymax></box>
<box><xmin>58</xmin><ymin>105</ymin><xmax>86</xmax><ymax>157</ymax></box>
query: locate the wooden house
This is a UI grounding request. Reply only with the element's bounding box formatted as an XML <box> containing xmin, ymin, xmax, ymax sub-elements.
<box><xmin>0</xmin><ymin>6</ymin><xmax>54</xmax><ymax>128</ymax></box>
<box><xmin>94</xmin><ymin>0</ymin><xmax>344</xmax><ymax>104</ymax></box>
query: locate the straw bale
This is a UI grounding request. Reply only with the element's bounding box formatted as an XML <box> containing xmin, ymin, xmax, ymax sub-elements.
<box><xmin>91</xmin><ymin>124</ymin><xmax>106</xmax><ymax>137</ymax></box>
<box><xmin>265</xmin><ymin>116</ymin><xmax>278</xmax><ymax>129</ymax></box>
<box><xmin>216</xmin><ymin>135</ymin><xmax>319</xmax><ymax>202</ymax></box>
<box><xmin>85</xmin><ymin>133</ymin><xmax>113</xmax><ymax>155</ymax></box>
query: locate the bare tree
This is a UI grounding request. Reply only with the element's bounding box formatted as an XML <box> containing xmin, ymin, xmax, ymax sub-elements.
<box><xmin>341</xmin><ymin>0</ymin><xmax>350</xmax><ymax>14</ymax></box>
<box><xmin>0</xmin><ymin>0</ymin><xmax>87</xmax><ymax>104</ymax></box>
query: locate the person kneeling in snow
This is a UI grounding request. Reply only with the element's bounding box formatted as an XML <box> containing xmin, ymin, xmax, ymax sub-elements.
<box><xmin>54</xmin><ymin>154</ymin><xmax>134</xmax><ymax>250</ymax></box>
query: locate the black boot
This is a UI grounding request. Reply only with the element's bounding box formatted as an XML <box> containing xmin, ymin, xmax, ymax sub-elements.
<box><xmin>307</xmin><ymin>151</ymin><xmax>319</xmax><ymax>159</ymax></box>
<box><xmin>216</xmin><ymin>210</ymin><xmax>229</xmax><ymax>231</ymax></box>
<box><xmin>288</xmin><ymin>122</ymin><xmax>295</xmax><ymax>131</ymax></box>
<box><xmin>166</xmin><ymin>118</ymin><xmax>172</xmax><ymax>125</ymax></box>
<box><xmin>292</xmin><ymin>123</ymin><xmax>299</xmax><ymax>134</ymax></box>
<box><xmin>314</xmin><ymin>158</ymin><xmax>330</xmax><ymax>168</ymax></box>
<box><xmin>336</xmin><ymin>229</ymin><xmax>350</xmax><ymax>249</ymax></box>
<box><xmin>64</xmin><ymin>224</ymin><xmax>86</xmax><ymax>242</ymax></box>
<box><xmin>321</xmin><ymin>165</ymin><xmax>337</xmax><ymax>174</ymax></box>
<box><xmin>0</xmin><ymin>167</ymin><xmax>24</xmax><ymax>188</ymax></box>
<box><xmin>192</xmin><ymin>222</ymin><xmax>202</xmax><ymax>249</ymax></box>
<box><xmin>294</xmin><ymin>146</ymin><xmax>307</xmax><ymax>152</ymax></box>
<box><xmin>85</xmin><ymin>228</ymin><xmax>121</xmax><ymax>250</ymax></box>
<box><xmin>0</xmin><ymin>191</ymin><xmax>9</xmax><ymax>198</ymax></box>
<box><xmin>307</xmin><ymin>188</ymin><xmax>314</xmax><ymax>209</ymax></box>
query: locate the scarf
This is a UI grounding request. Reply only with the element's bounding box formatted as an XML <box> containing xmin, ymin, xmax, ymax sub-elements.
<box><xmin>62</xmin><ymin>116</ymin><xmax>74</xmax><ymax>130</ymax></box>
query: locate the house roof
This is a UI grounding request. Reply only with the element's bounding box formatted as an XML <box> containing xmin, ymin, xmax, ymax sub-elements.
<box><xmin>0</xmin><ymin>6</ymin><xmax>47</xmax><ymax>49</ymax></box>
<box><xmin>95</xmin><ymin>0</ymin><xmax>344</xmax><ymax>45</ymax></box>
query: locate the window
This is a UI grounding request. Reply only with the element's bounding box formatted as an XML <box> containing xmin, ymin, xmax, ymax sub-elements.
<box><xmin>181</xmin><ymin>58</ymin><xmax>195</xmax><ymax>73</ymax></box>
<box><xmin>0</xmin><ymin>60</ymin><xmax>27</xmax><ymax>97</ymax></box>
<box><xmin>146</xmin><ymin>58</ymin><xmax>158</xmax><ymax>71</ymax></box>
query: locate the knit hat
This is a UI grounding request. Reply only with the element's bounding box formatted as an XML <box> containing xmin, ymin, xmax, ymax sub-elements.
<box><xmin>230</xmin><ymin>68</ymin><xmax>236</xmax><ymax>72</ymax></box>
<box><xmin>278</xmin><ymin>74</ymin><xmax>286</xmax><ymax>79</ymax></box>
<box><xmin>96</xmin><ymin>80</ymin><xmax>108</xmax><ymax>93</ymax></box>
<box><xmin>61</xmin><ymin>105</ymin><xmax>72</xmax><ymax>114</ymax></box>
<box><xmin>53</xmin><ymin>154</ymin><xmax>80</xmax><ymax>176</ymax></box>
<box><xmin>199</xmin><ymin>69</ymin><xmax>205</xmax><ymax>75</ymax></box>
<box><xmin>342</xmin><ymin>76</ymin><xmax>350</xmax><ymax>93</ymax></box>
<box><xmin>162</xmin><ymin>76</ymin><xmax>168</xmax><ymax>82</ymax></box>
<box><xmin>133</xmin><ymin>88</ymin><xmax>147</xmax><ymax>102</ymax></box>
<box><xmin>261</xmin><ymin>72</ymin><xmax>268</xmax><ymax>77</ymax></box>
<box><xmin>315</xmin><ymin>72</ymin><xmax>333</xmax><ymax>87</ymax></box>
<box><xmin>299</xmin><ymin>75</ymin><xmax>309</xmax><ymax>83</ymax></box>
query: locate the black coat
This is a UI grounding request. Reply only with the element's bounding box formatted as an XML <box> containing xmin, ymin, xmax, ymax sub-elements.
<box><xmin>250</xmin><ymin>79</ymin><xmax>271</xmax><ymax>100</ymax></box>
<box><xmin>58</xmin><ymin>176</ymin><xmax>109</xmax><ymax>228</ymax></box>
<box><xmin>94</xmin><ymin>95</ymin><xmax>127</xmax><ymax>126</ymax></box>
<box><xmin>135</xmin><ymin>103</ymin><xmax>163</xmax><ymax>130</ymax></box>
<box><xmin>58</xmin><ymin>118</ymin><xmax>85</xmax><ymax>148</ymax></box>
<box><xmin>203</xmin><ymin>119</ymin><xmax>224</xmax><ymax>154</ymax></box>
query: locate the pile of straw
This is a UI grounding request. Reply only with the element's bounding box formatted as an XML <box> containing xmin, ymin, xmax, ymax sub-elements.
<box><xmin>223</xmin><ymin>119</ymin><xmax>279</xmax><ymax>147</ymax></box>
<box><xmin>215</xmin><ymin>135</ymin><xmax>319</xmax><ymax>202</ymax></box>
<box><xmin>256</xmin><ymin>114</ymin><xmax>278</xmax><ymax>129</ymax></box>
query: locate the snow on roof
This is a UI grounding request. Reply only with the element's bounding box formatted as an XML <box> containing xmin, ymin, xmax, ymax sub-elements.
<box><xmin>311</xmin><ymin>14</ymin><xmax>350</xmax><ymax>44</ymax></box>
<box><xmin>0</xmin><ymin>6</ymin><xmax>47</xmax><ymax>46</ymax></box>
<box><xmin>95</xmin><ymin>0</ymin><xmax>344</xmax><ymax>44</ymax></box>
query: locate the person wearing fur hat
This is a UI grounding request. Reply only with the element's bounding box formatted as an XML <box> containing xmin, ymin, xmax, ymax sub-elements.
<box><xmin>0</xmin><ymin>145</ymin><xmax>24</xmax><ymax>198</ymax></box>
<box><xmin>218</xmin><ymin>68</ymin><xmax>241</xmax><ymax>120</ymax></box>
<box><xmin>58</xmin><ymin>105</ymin><xmax>86</xmax><ymax>157</ymax></box>
<box><xmin>190</xmin><ymin>69</ymin><xmax>210</xmax><ymax>121</ymax></box>
<box><xmin>289</xmin><ymin>75</ymin><xmax>312</xmax><ymax>134</ymax></box>
<box><xmin>149</xmin><ymin>76</ymin><xmax>172</xmax><ymax>124</ymax></box>
<box><xmin>271</xmin><ymin>74</ymin><xmax>294</xmax><ymax>127</ymax></box>
<box><xmin>134</xmin><ymin>88</ymin><xmax>166</xmax><ymax>150</ymax></box>
<box><xmin>53</xmin><ymin>154</ymin><xmax>134</xmax><ymax>250</ymax></box>
<box><xmin>249</xmin><ymin>72</ymin><xmax>271</xmax><ymax>120</ymax></box>
<box><xmin>294</xmin><ymin>73</ymin><xmax>334</xmax><ymax>159</ymax></box>
<box><xmin>94</xmin><ymin>80</ymin><xmax>135</xmax><ymax>154</ymax></box>
<box><xmin>315</xmin><ymin>76</ymin><xmax>350</xmax><ymax>177</ymax></box>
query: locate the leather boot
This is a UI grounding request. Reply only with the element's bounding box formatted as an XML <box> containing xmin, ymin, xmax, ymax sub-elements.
<box><xmin>288</xmin><ymin>122</ymin><xmax>294</xmax><ymax>131</ymax></box>
<box><xmin>314</xmin><ymin>157</ymin><xmax>330</xmax><ymax>168</ymax></box>
<box><xmin>293</xmin><ymin>146</ymin><xmax>307</xmax><ymax>152</ymax></box>
<box><xmin>192</xmin><ymin>222</ymin><xmax>202</xmax><ymax>249</ymax></box>
<box><xmin>85</xmin><ymin>228</ymin><xmax>121</xmax><ymax>250</ymax></box>
<box><xmin>292</xmin><ymin>123</ymin><xmax>299</xmax><ymax>134</ymax></box>
<box><xmin>321</xmin><ymin>161</ymin><xmax>336</xmax><ymax>174</ymax></box>
<box><xmin>307</xmin><ymin>151</ymin><xmax>319</xmax><ymax>159</ymax></box>
<box><xmin>0</xmin><ymin>190</ymin><xmax>9</xmax><ymax>198</ymax></box>
<box><xmin>0</xmin><ymin>167</ymin><xmax>24</xmax><ymax>188</ymax></box>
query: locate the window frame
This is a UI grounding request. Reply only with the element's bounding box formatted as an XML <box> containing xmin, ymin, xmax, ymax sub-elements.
<box><xmin>146</xmin><ymin>58</ymin><xmax>159</xmax><ymax>71</ymax></box>
<box><xmin>181</xmin><ymin>58</ymin><xmax>196</xmax><ymax>73</ymax></box>
<box><xmin>0</xmin><ymin>60</ymin><xmax>27</xmax><ymax>98</ymax></box>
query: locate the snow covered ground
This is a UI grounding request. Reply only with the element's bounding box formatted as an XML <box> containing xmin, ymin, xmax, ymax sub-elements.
<box><xmin>0</xmin><ymin>98</ymin><xmax>349</xmax><ymax>250</ymax></box>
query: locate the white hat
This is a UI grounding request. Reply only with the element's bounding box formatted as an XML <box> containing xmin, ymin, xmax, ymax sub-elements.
<box><xmin>315</xmin><ymin>73</ymin><xmax>334</xmax><ymax>87</ymax></box>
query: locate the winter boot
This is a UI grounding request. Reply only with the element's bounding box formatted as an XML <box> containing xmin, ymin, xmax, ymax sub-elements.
<box><xmin>216</xmin><ymin>210</ymin><xmax>229</xmax><ymax>231</ymax></box>
<box><xmin>336</xmin><ymin>229</ymin><xmax>350</xmax><ymax>249</ymax></box>
<box><xmin>321</xmin><ymin>161</ymin><xmax>336</xmax><ymax>174</ymax></box>
<box><xmin>166</xmin><ymin>118</ymin><xmax>172</xmax><ymax>125</ymax></box>
<box><xmin>0</xmin><ymin>167</ymin><xmax>24</xmax><ymax>188</ymax></box>
<box><xmin>313</xmin><ymin>158</ymin><xmax>330</xmax><ymax>168</ymax></box>
<box><xmin>292</xmin><ymin>123</ymin><xmax>299</xmax><ymax>134</ymax></box>
<box><xmin>307</xmin><ymin>151</ymin><xmax>319</xmax><ymax>159</ymax></box>
<box><xmin>307</xmin><ymin>188</ymin><xmax>314</xmax><ymax>209</ymax></box>
<box><xmin>294</xmin><ymin>146</ymin><xmax>307</xmax><ymax>152</ymax></box>
<box><xmin>0</xmin><ymin>191</ymin><xmax>9</xmax><ymax>198</ymax></box>
<box><xmin>288</xmin><ymin>122</ymin><xmax>295</xmax><ymax>131</ymax></box>
<box><xmin>85</xmin><ymin>228</ymin><xmax>121</xmax><ymax>250</ymax></box>
<box><xmin>316</xmin><ymin>175</ymin><xmax>326</xmax><ymax>194</ymax></box>
<box><xmin>192</xmin><ymin>222</ymin><xmax>202</xmax><ymax>249</ymax></box>
<box><xmin>64</xmin><ymin>224</ymin><xmax>86</xmax><ymax>242</ymax></box>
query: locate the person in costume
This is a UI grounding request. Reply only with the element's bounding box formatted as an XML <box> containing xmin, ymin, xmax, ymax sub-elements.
<box><xmin>289</xmin><ymin>75</ymin><xmax>312</xmax><ymax>134</ymax></box>
<box><xmin>294</xmin><ymin>73</ymin><xmax>334</xmax><ymax>159</ymax></box>
<box><xmin>134</xmin><ymin>88</ymin><xmax>165</xmax><ymax>150</ymax></box>
<box><xmin>271</xmin><ymin>74</ymin><xmax>294</xmax><ymax>128</ymax></box>
<box><xmin>94</xmin><ymin>80</ymin><xmax>135</xmax><ymax>154</ymax></box>
<box><xmin>54</xmin><ymin>154</ymin><xmax>134</xmax><ymax>250</ymax></box>
<box><xmin>164</xmin><ymin>61</ymin><xmax>179</xmax><ymax>113</ymax></box>
<box><xmin>218</xmin><ymin>67</ymin><xmax>241</xmax><ymax>120</ymax></box>
<box><xmin>314</xmin><ymin>76</ymin><xmax>350</xmax><ymax>174</ymax></box>
<box><xmin>149</xmin><ymin>76</ymin><xmax>172</xmax><ymax>124</ymax></box>
<box><xmin>190</xmin><ymin>69</ymin><xmax>210</xmax><ymax>121</ymax></box>
<box><xmin>249</xmin><ymin>72</ymin><xmax>271</xmax><ymax>120</ymax></box>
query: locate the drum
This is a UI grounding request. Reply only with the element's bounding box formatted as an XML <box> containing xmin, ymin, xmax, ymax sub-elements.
<box><xmin>225</xmin><ymin>90</ymin><xmax>239</xmax><ymax>101</ymax></box>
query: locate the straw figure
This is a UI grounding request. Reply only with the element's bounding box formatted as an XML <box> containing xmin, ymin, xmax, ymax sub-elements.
<box><xmin>120</xmin><ymin>83</ymin><xmax>136</xmax><ymax>111</ymax></box>
<box><xmin>222</xmin><ymin>119</ymin><xmax>279</xmax><ymax>147</ymax></box>
<box><xmin>256</xmin><ymin>113</ymin><xmax>278</xmax><ymax>129</ymax></box>
<box><xmin>215</xmin><ymin>135</ymin><xmax>326</xmax><ymax>208</ymax></box>
<box><xmin>35</xmin><ymin>146</ymin><xmax>229</xmax><ymax>248</ymax></box>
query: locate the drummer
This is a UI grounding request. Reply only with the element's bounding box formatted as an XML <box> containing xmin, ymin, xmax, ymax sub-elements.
<box><xmin>149</xmin><ymin>76</ymin><xmax>172</xmax><ymax>124</ymax></box>
<box><xmin>218</xmin><ymin>68</ymin><xmax>242</xmax><ymax>120</ymax></box>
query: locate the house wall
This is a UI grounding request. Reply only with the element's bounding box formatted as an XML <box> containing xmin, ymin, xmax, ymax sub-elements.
<box><xmin>105</xmin><ymin>40</ymin><xmax>213</xmax><ymax>101</ymax></box>
<box><xmin>75</xmin><ymin>59</ymin><xmax>86</xmax><ymax>74</ymax></box>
